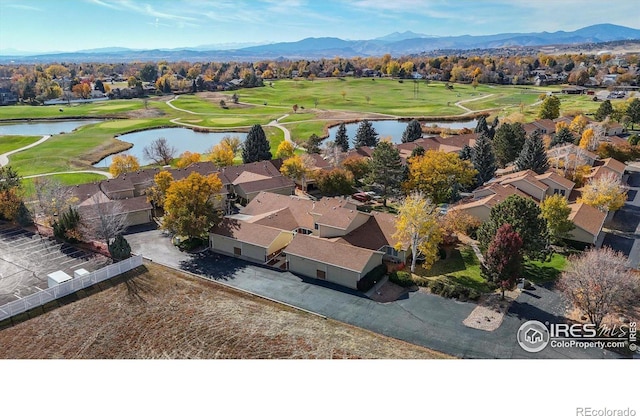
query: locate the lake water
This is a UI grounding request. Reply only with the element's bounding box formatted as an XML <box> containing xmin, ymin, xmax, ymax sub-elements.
<box><xmin>327</xmin><ymin>119</ymin><xmax>478</xmax><ymax>145</ymax></box>
<box><xmin>0</xmin><ymin>120</ymin><xmax>100</xmax><ymax>136</ymax></box>
<box><xmin>94</xmin><ymin>127</ymin><xmax>248</xmax><ymax>167</ymax></box>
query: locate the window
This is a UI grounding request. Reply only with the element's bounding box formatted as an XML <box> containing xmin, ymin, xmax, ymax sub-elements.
<box><xmin>314</xmin><ymin>223</ymin><xmax>319</xmax><ymax>230</ymax></box>
<box><xmin>233</xmin><ymin>247</ymin><xmax>241</xmax><ymax>256</ymax></box>
<box><xmin>553</xmin><ymin>189</ymin><xmax>566</xmax><ymax>196</ymax></box>
<box><xmin>316</xmin><ymin>269</ymin><xmax>326</xmax><ymax>279</ymax></box>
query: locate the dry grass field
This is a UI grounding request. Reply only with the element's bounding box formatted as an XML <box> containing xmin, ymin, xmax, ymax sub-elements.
<box><xmin>0</xmin><ymin>262</ymin><xmax>450</xmax><ymax>359</ymax></box>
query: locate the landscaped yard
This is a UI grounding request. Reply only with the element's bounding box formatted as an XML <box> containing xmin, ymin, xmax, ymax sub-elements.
<box><xmin>414</xmin><ymin>245</ymin><xmax>568</xmax><ymax>294</ymax></box>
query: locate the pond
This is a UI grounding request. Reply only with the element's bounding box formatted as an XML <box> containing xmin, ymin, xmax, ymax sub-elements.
<box><xmin>0</xmin><ymin>120</ymin><xmax>101</xmax><ymax>136</ymax></box>
<box><xmin>326</xmin><ymin>119</ymin><xmax>478</xmax><ymax>146</ymax></box>
<box><xmin>94</xmin><ymin>127</ymin><xmax>248</xmax><ymax>167</ymax></box>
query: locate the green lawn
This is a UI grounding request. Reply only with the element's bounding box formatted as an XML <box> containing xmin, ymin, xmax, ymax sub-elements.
<box><xmin>522</xmin><ymin>253</ymin><xmax>567</xmax><ymax>284</ymax></box>
<box><xmin>416</xmin><ymin>245</ymin><xmax>490</xmax><ymax>292</ymax></box>
<box><xmin>0</xmin><ymin>99</ymin><xmax>143</xmax><ymax>119</ymax></box>
<box><xmin>0</xmin><ymin>135</ymin><xmax>42</xmax><ymax>154</ymax></box>
<box><xmin>416</xmin><ymin>247</ymin><xmax>567</xmax><ymax>293</ymax></box>
<box><xmin>21</xmin><ymin>172</ymin><xmax>106</xmax><ymax>199</ymax></box>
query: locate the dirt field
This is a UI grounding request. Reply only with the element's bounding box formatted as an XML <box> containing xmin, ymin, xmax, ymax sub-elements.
<box><xmin>0</xmin><ymin>262</ymin><xmax>450</xmax><ymax>359</ymax></box>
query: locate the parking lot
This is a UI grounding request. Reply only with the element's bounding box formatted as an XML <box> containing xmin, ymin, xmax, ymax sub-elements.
<box><xmin>0</xmin><ymin>223</ymin><xmax>111</xmax><ymax>307</ymax></box>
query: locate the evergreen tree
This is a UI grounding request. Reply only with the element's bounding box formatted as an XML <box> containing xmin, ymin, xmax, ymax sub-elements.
<box><xmin>459</xmin><ymin>144</ymin><xmax>473</xmax><ymax>161</ymax></box>
<box><xmin>627</xmin><ymin>98</ymin><xmax>640</xmax><ymax>129</ymax></box>
<box><xmin>515</xmin><ymin>131</ymin><xmax>549</xmax><ymax>174</ymax></box>
<box><xmin>550</xmin><ymin>126</ymin><xmax>575</xmax><ymax>147</ymax></box>
<box><xmin>163</xmin><ymin>78</ymin><xmax>171</xmax><ymax>93</ymax></box>
<box><xmin>472</xmin><ymin>134</ymin><xmax>497</xmax><ymax>186</ymax></box>
<box><xmin>367</xmin><ymin>141</ymin><xmax>403</xmax><ymax>206</ymax></box>
<box><xmin>401</xmin><ymin>119</ymin><xmax>422</xmax><ymax>143</ymax></box>
<box><xmin>354</xmin><ymin>120</ymin><xmax>379</xmax><ymax>148</ymax></box>
<box><xmin>306</xmin><ymin>134</ymin><xmax>323</xmax><ymax>154</ymax></box>
<box><xmin>475</xmin><ymin>115</ymin><xmax>489</xmax><ymax>135</ymax></box>
<box><xmin>109</xmin><ymin>233</ymin><xmax>132</xmax><ymax>261</ymax></box>
<box><xmin>410</xmin><ymin>145</ymin><xmax>425</xmax><ymax>158</ymax></box>
<box><xmin>538</xmin><ymin>95</ymin><xmax>561</xmax><ymax>119</ymax></box>
<box><xmin>477</xmin><ymin>194</ymin><xmax>549</xmax><ymax>260</ymax></box>
<box><xmin>595</xmin><ymin>99</ymin><xmax>614</xmax><ymax>122</ymax></box>
<box><xmin>493</xmin><ymin>122</ymin><xmax>526</xmax><ymax>168</ymax></box>
<box><xmin>334</xmin><ymin>122</ymin><xmax>349</xmax><ymax>152</ymax></box>
<box><xmin>242</xmin><ymin>124</ymin><xmax>272</xmax><ymax>163</ymax></box>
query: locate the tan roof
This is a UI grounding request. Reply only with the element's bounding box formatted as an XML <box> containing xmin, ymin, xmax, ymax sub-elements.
<box><xmin>211</xmin><ymin>218</ymin><xmax>288</xmax><ymax>248</ymax></box>
<box><xmin>336</xmin><ymin>211</ymin><xmax>407</xmax><ymax>251</ymax></box>
<box><xmin>568</xmin><ymin>203</ymin><xmax>606</xmax><ymax>237</ymax></box>
<box><xmin>253</xmin><ymin>207</ymin><xmax>300</xmax><ymax>231</ymax></box>
<box><xmin>499</xmin><ymin>170</ymin><xmax>548</xmax><ymax>191</ymax></box>
<box><xmin>600</xmin><ymin>158</ymin><xmax>626</xmax><ymax>175</ymax></box>
<box><xmin>284</xmin><ymin>234</ymin><xmax>380</xmax><ymax>273</ymax></box>
<box><xmin>535</xmin><ymin>171</ymin><xmax>576</xmax><ymax>190</ymax></box>
<box><xmin>242</xmin><ymin>192</ymin><xmax>359</xmax><ymax>230</ymax></box>
<box><xmin>456</xmin><ymin>184</ymin><xmax>530</xmax><ymax>211</ymax></box>
<box><xmin>232</xmin><ymin>171</ymin><xmax>270</xmax><ymax>185</ymax></box>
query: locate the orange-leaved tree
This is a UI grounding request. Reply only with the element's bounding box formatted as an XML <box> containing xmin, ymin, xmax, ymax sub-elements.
<box><xmin>162</xmin><ymin>172</ymin><xmax>223</xmax><ymax>240</ymax></box>
<box><xmin>109</xmin><ymin>154</ymin><xmax>140</xmax><ymax>177</ymax></box>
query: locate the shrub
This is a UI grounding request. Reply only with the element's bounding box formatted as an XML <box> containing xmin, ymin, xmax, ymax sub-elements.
<box><xmin>357</xmin><ymin>264</ymin><xmax>387</xmax><ymax>292</ymax></box>
<box><xmin>109</xmin><ymin>233</ymin><xmax>132</xmax><ymax>261</ymax></box>
<box><xmin>389</xmin><ymin>270</ymin><xmax>414</xmax><ymax>287</ymax></box>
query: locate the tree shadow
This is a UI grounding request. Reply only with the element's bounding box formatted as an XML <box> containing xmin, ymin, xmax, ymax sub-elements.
<box><xmin>507</xmin><ymin>299</ymin><xmax>565</xmax><ymax>325</ymax></box>
<box><xmin>179</xmin><ymin>252</ymin><xmax>249</xmax><ymax>281</ymax></box>
<box><xmin>521</xmin><ymin>263</ymin><xmax>561</xmax><ymax>284</ymax></box>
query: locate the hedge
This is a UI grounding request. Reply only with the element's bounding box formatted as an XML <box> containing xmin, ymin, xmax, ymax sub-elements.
<box><xmin>389</xmin><ymin>270</ymin><xmax>414</xmax><ymax>287</ymax></box>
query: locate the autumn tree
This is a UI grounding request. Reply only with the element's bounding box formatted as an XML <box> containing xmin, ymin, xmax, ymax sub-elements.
<box><xmin>439</xmin><ymin>209</ymin><xmax>481</xmax><ymax>245</ymax></box>
<box><xmin>315</xmin><ymin>169</ymin><xmax>354</xmax><ymax>196</ymax></box>
<box><xmin>482</xmin><ymin>224</ymin><xmax>523</xmax><ymax>298</ymax></box>
<box><xmin>242</xmin><ymin>124</ymin><xmax>272</xmax><ymax>163</ymax></box>
<box><xmin>146</xmin><ymin>170</ymin><xmax>174</xmax><ymax>214</ymax></box>
<box><xmin>354</xmin><ymin>120</ymin><xmax>379</xmax><ymax>148</ymax></box>
<box><xmin>367</xmin><ymin>141</ymin><xmax>403</xmax><ymax>206</ymax></box>
<box><xmin>402</xmin><ymin>119</ymin><xmax>422</xmax><ymax>143</ymax></box>
<box><xmin>579</xmin><ymin>128</ymin><xmax>597</xmax><ymax>151</ymax></box>
<box><xmin>477</xmin><ymin>194</ymin><xmax>549</xmax><ymax>260</ymax></box>
<box><xmin>208</xmin><ymin>143</ymin><xmax>235</xmax><ymax>167</ymax></box>
<box><xmin>280</xmin><ymin>154</ymin><xmax>315</xmax><ymax>190</ymax></box>
<box><xmin>405</xmin><ymin>150</ymin><xmax>477</xmax><ymax>205</ymax></box>
<box><xmin>342</xmin><ymin>156</ymin><xmax>371</xmax><ymax>185</ymax></box>
<box><xmin>570</xmin><ymin>115</ymin><xmax>589</xmax><ymax>136</ymax></box>
<box><xmin>176</xmin><ymin>151</ymin><xmax>201</xmax><ymax>168</ymax></box>
<box><xmin>392</xmin><ymin>192</ymin><xmax>442</xmax><ymax>273</ymax></box>
<box><xmin>334</xmin><ymin>122</ymin><xmax>350</xmax><ymax>152</ymax></box>
<box><xmin>275</xmin><ymin>141</ymin><xmax>295</xmax><ymax>159</ymax></box>
<box><xmin>578</xmin><ymin>172</ymin><xmax>627</xmax><ymax>212</ymax></box>
<box><xmin>559</xmin><ymin>247</ymin><xmax>639</xmax><ymax>328</ymax></box>
<box><xmin>109</xmin><ymin>154</ymin><xmax>140</xmax><ymax>177</ymax></box>
<box><xmin>515</xmin><ymin>131</ymin><xmax>549</xmax><ymax>174</ymax></box>
<box><xmin>540</xmin><ymin>194</ymin><xmax>575</xmax><ymax>245</ymax></box>
<box><xmin>220</xmin><ymin>136</ymin><xmax>242</xmax><ymax>155</ymax></box>
<box><xmin>143</xmin><ymin>137</ymin><xmax>177</xmax><ymax>166</ymax></box>
<box><xmin>538</xmin><ymin>95</ymin><xmax>561</xmax><ymax>120</ymax></box>
<box><xmin>493</xmin><ymin>122</ymin><xmax>526</xmax><ymax>168</ymax></box>
<box><xmin>162</xmin><ymin>172</ymin><xmax>223</xmax><ymax>240</ymax></box>
<box><xmin>471</xmin><ymin>134</ymin><xmax>496</xmax><ymax>185</ymax></box>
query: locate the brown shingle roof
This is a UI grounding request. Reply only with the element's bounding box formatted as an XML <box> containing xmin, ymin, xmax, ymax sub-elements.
<box><xmin>284</xmin><ymin>234</ymin><xmax>379</xmax><ymax>273</ymax></box>
<box><xmin>100</xmin><ymin>177</ymin><xmax>134</xmax><ymax>194</ymax></box>
<box><xmin>211</xmin><ymin>219</ymin><xmax>288</xmax><ymax>248</ymax></box>
<box><xmin>335</xmin><ymin>210</ymin><xmax>407</xmax><ymax>251</ymax></box>
<box><xmin>568</xmin><ymin>202</ymin><xmax>606</xmax><ymax>237</ymax></box>
<box><xmin>535</xmin><ymin>171</ymin><xmax>576</xmax><ymax>191</ymax></box>
<box><xmin>235</xmin><ymin>175</ymin><xmax>294</xmax><ymax>195</ymax></box>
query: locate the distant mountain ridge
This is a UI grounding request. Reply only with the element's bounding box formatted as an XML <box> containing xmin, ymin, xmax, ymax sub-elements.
<box><xmin>1</xmin><ymin>24</ymin><xmax>639</xmax><ymax>63</ymax></box>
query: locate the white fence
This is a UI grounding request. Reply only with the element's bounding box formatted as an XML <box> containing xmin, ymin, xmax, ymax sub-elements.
<box><xmin>0</xmin><ymin>255</ymin><xmax>143</xmax><ymax>322</ymax></box>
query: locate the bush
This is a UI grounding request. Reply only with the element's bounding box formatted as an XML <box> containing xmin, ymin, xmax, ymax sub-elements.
<box><xmin>389</xmin><ymin>270</ymin><xmax>414</xmax><ymax>287</ymax></box>
<box><xmin>109</xmin><ymin>233</ymin><xmax>132</xmax><ymax>261</ymax></box>
<box><xmin>357</xmin><ymin>264</ymin><xmax>387</xmax><ymax>292</ymax></box>
<box><xmin>428</xmin><ymin>278</ymin><xmax>480</xmax><ymax>301</ymax></box>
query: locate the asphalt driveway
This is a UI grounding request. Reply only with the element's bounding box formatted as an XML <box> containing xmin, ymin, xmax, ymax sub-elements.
<box><xmin>127</xmin><ymin>228</ymin><xmax>618</xmax><ymax>359</ymax></box>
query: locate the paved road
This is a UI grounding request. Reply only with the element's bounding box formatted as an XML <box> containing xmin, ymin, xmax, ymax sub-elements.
<box><xmin>126</xmin><ymin>227</ymin><xmax>620</xmax><ymax>359</ymax></box>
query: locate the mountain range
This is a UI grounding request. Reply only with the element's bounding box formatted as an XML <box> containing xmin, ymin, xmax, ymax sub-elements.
<box><xmin>1</xmin><ymin>24</ymin><xmax>639</xmax><ymax>63</ymax></box>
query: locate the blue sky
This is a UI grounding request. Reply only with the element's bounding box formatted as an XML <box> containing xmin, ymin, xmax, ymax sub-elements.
<box><xmin>1</xmin><ymin>0</ymin><xmax>639</xmax><ymax>53</ymax></box>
